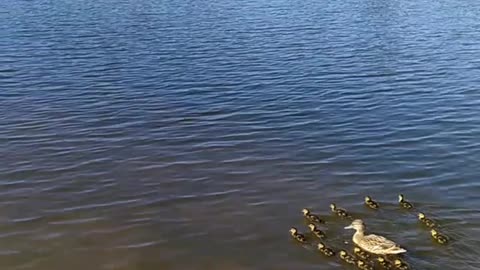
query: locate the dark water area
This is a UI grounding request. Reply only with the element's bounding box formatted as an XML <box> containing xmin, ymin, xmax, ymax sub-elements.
<box><xmin>1</xmin><ymin>0</ymin><xmax>480</xmax><ymax>269</ymax></box>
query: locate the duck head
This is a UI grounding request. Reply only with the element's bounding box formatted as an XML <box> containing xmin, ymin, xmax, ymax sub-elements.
<box><xmin>345</xmin><ymin>219</ymin><xmax>365</xmax><ymax>230</ymax></box>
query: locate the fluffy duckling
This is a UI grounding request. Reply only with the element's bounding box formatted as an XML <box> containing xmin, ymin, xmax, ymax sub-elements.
<box><xmin>377</xmin><ymin>257</ymin><xmax>392</xmax><ymax>270</ymax></box>
<box><xmin>357</xmin><ymin>260</ymin><xmax>373</xmax><ymax>270</ymax></box>
<box><xmin>289</xmin><ymin>227</ymin><xmax>307</xmax><ymax>243</ymax></box>
<box><xmin>302</xmin><ymin>208</ymin><xmax>324</xmax><ymax>224</ymax></box>
<box><xmin>431</xmin><ymin>229</ymin><xmax>448</xmax><ymax>244</ymax></box>
<box><xmin>330</xmin><ymin>203</ymin><xmax>349</xmax><ymax>217</ymax></box>
<box><xmin>308</xmin><ymin>223</ymin><xmax>326</xmax><ymax>239</ymax></box>
<box><xmin>353</xmin><ymin>247</ymin><xmax>370</xmax><ymax>260</ymax></box>
<box><xmin>398</xmin><ymin>194</ymin><xmax>413</xmax><ymax>209</ymax></box>
<box><xmin>317</xmin><ymin>242</ymin><xmax>335</xmax><ymax>257</ymax></box>
<box><xmin>339</xmin><ymin>250</ymin><xmax>356</xmax><ymax>265</ymax></box>
<box><xmin>394</xmin><ymin>259</ymin><xmax>410</xmax><ymax>270</ymax></box>
<box><xmin>365</xmin><ymin>196</ymin><xmax>379</xmax><ymax>209</ymax></box>
<box><xmin>418</xmin><ymin>212</ymin><xmax>436</xmax><ymax>228</ymax></box>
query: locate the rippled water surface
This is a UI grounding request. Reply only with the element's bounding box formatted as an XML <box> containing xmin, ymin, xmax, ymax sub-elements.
<box><xmin>1</xmin><ymin>0</ymin><xmax>480</xmax><ymax>269</ymax></box>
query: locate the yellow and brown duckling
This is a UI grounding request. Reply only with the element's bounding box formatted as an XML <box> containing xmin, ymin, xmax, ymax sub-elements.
<box><xmin>394</xmin><ymin>259</ymin><xmax>410</xmax><ymax>270</ymax></box>
<box><xmin>418</xmin><ymin>212</ymin><xmax>436</xmax><ymax>228</ymax></box>
<box><xmin>339</xmin><ymin>249</ymin><xmax>356</xmax><ymax>265</ymax></box>
<box><xmin>398</xmin><ymin>194</ymin><xmax>413</xmax><ymax>209</ymax></box>
<box><xmin>357</xmin><ymin>260</ymin><xmax>373</xmax><ymax>270</ymax></box>
<box><xmin>353</xmin><ymin>247</ymin><xmax>370</xmax><ymax>260</ymax></box>
<box><xmin>302</xmin><ymin>208</ymin><xmax>324</xmax><ymax>224</ymax></box>
<box><xmin>308</xmin><ymin>223</ymin><xmax>326</xmax><ymax>239</ymax></box>
<box><xmin>365</xmin><ymin>196</ymin><xmax>379</xmax><ymax>209</ymax></box>
<box><xmin>431</xmin><ymin>229</ymin><xmax>448</xmax><ymax>244</ymax></box>
<box><xmin>377</xmin><ymin>257</ymin><xmax>393</xmax><ymax>270</ymax></box>
<box><xmin>317</xmin><ymin>242</ymin><xmax>335</xmax><ymax>257</ymax></box>
<box><xmin>330</xmin><ymin>203</ymin><xmax>349</xmax><ymax>217</ymax></box>
<box><xmin>289</xmin><ymin>227</ymin><xmax>307</xmax><ymax>243</ymax></box>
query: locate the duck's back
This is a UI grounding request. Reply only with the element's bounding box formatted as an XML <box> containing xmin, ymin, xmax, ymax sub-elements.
<box><xmin>358</xmin><ymin>234</ymin><xmax>406</xmax><ymax>254</ymax></box>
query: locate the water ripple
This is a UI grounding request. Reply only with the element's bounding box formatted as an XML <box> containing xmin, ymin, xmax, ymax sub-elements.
<box><xmin>1</xmin><ymin>0</ymin><xmax>480</xmax><ymax>269</ymax></box>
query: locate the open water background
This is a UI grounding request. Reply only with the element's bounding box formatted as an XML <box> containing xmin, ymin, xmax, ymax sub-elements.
<box><xmin>1</xmin><ymin>0</ymin><xmax>480</xmax><ymax>269</ymax></box>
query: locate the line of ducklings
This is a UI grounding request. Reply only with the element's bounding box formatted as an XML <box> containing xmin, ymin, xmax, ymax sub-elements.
<box><xmin>290</xmin><ymin>207</ymin><xmax>411</xmax><ymax>270</ymax></box>
<box><xmin>366</xmin><ymin>194</ymin><xmax>449</xmax><ymax>245</ymax></box>
<box><xmin>397</xmin><ymin>194</ymin><xmax>449</xmax><ymax>245</ymax></box>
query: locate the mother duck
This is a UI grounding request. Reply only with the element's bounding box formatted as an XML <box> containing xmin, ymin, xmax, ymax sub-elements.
<box><xmin>345</xmin><ymin>219</ymin><xmax>406</xmax><ymax>255</ymax></box>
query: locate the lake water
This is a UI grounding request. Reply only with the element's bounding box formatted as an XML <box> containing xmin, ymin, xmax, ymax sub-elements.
<box><xmin>1</xmin><ymin>0</ymin><xmax>480</xmax><ymax>269</ymax></box>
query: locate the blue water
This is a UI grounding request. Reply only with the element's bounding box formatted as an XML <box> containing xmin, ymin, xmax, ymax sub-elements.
<box><xmin>1</xmin><ymin>0</ymin><xmax>480</xmax><ymax>269</ymax></box>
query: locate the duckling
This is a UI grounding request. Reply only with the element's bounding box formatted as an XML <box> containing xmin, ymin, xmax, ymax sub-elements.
<box><xmin>394</xmin><ymin>259</ymin><xmax>410</xmax><ymax>270</ymax></box>
<box><xmin>353</xmin><ymin>247</ymin><xmax>370</xmax><ymax>260</ymax></box>
<box><xmin>418</xmin><ymin>212</ymin><xmax>436</xmax><ymax>228</ymax></box>
<box><xmin>365</xmin><ymin>196</ymin><xmax>379</xmax><ymax>209</ymax></box>
<box><xmin>398</xmin><ymin>194</ymin><xmax>413</xmax><ymax>209</ymax></box>
<box><xmin>317</xmin><ymin>242</ymin><xmax>335</xmax><ymax>257</ymax></box>
<box><xmin>377</xmin><ymin>257</ymin><xmax>392</xmax><ymax>270</ymax></box>
<box><xmin>431</xmin><ymin>229</ymin><xmax>448</xmax><ymax>244</ymax></box>
<box><xmin>330</xmin><ymin>203</ymin><xmax>349</xmax><ymax>217</ymax></box>
<box><xmin>289</xmin><ymin>227</ymin><xmax>307</xmax><ymax>243</ymax></box>
<box><xmin>302</xmin><ymin>208</ymin><xmax>324</xmax><ymax>223</ymax></box>
<box><xmin>357</xmin><ymin>260</ymin><xmax>373</xmax><ymax>270</ymax></box>
<box><xmin>308</xmin><ymin>223</ymin><xmax>326</xmax><ymax>239</ymax></box>
<box><xmin>339</xmin><ymin>250</ymin><xmax>356</xmax><ymax>265</ymax></box>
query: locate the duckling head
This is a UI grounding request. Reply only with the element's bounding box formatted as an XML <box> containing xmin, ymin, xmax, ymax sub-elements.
<box><xmin>418</xmin><ymin>212</ymin><xmax>425</xmax><ymax>219</ymax></box>
<box><xmin>354</xmin><ymin>247</ymin><xmax>361</xmax><ymax>253</ymax></box>
<box><xmin>339</xmin><ymin>250</ymin><xmax>347</xmax><ymax>256</ymax></box>
<box><xmin>377</xmin><ymin>257</ymin><xmax>385</xmax><ymax>262</ymax></box>
<box><xmin>302</xmin><ymin>208</ymin><xmax>310</xmax><ymax>215</ymax></box>
<box><xmin>365</xmin><ymin>196</ymin><xmax>372</xmax><ymax>202</ymax></box>
<box><xmin>317</xmin><ymin>243</ymin><xmax>325</xmax><ymax>249</ymax></box>
<box><xmin>289</xmin><ymin>227</ymin><xmax>298</xmax><ymax>235</ymax></box>
<box><xmin>431</xmin><ymin>229</ymin><xmax>438</xmax><ymax>236</ymax></box>
<box><xmin>394</xmin><ymin>259</ymin><xmax>402</xmax><ymax>266</ymax></box>
<box><xmin>357</xmin><ymin>260</ymin><xmax>365</xmax><ymax>266</ymax></box>
<box><xmin>329</xmin><ymin>203</ymin><xmax>336</xmax><ymax>211</ymax></box>
<box><xmin>308</xmin><ymin>223</ymin><xmax>316</xmax><ymax>231</ymax></box>
<box><xmin>398</xmin><ymin>194</ymin><xmax>405</xmax><ymax>202</ymax></box>
<box><xmin>345</xmin><ymin>219</ymin><xmax>365</xmax><ymax>230</ymax></box>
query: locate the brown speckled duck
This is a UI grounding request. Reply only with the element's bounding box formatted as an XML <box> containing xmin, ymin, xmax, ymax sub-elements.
<box><xmin>345</xmin><ymin>219</ymin><xmax>406</xmax><ymax>255</ymax></box>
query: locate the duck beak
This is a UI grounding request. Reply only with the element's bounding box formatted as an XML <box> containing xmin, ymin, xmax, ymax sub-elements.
<box><xmin>344</xmin><ymin>225</ymin><xmax>353</xmax><ymax>229</ymax></box>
